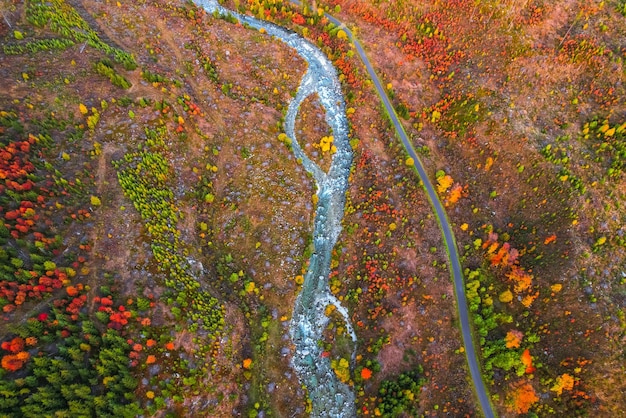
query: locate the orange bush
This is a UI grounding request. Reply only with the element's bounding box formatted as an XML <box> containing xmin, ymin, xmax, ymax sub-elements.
<box><xmin>505</xmin><ymin>330</ymin><xmax>523</xmax><ymax>349</ymax></box>
<box><xmin>521</xmin><ymin>349</ymin><xmax>535</xmax><ymax>374</ymax></box>
<box><xmin>1</xmin><ymin>352</ymin><xmax>29</xmax><ymax>372</ymax></box>
<box><xmin>66</xmin><ymin>286</ymin><xmax>78</xmax><ymax>297</ymax></box>
<box><xmin>507</xmin><ymin>381</ymin><xmax>539</xmax><ymax>414</ymax></box>
<box><xmin>446</xmin><ymin>184</ymin><xmax>463</xmax><ymax>206</ymax></box>
<box><xmin>1</xmin><ymin>337</ymin><xmax>24</xmax><ymax>353</ymax></box>
<box><xmin>551</xmin><ymin>373</ymin><xmax>575</xmax><ymax>396</ymax></box>
<box><xmin>544</xmin><ymin>234</ymin><xmax>557</xmax><ymax>245</ymax></box>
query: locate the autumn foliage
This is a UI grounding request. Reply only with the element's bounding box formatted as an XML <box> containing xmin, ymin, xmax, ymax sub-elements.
<box><xmin>0</xmin><ymin>126</ymin><xmax>93</xmax><ymax>315</ymax></box>
<box><xmin>552</xmin><ymin>373</ymin><xmax>575</xmax><ymax>396</ymax></box>
<box><xmin>340</xmin><ymin>0</ymin><xmax>461</xmax><ymax>81</ymax></box>
<box><xmin>1</xmin><ymin>337</ymin><xmax>29</xmax><ymax>372</ymax></box>
<box><xmin>481</xmin><ymin>230</ymin><xmax>538</xmax><ymax>308</ymax></box>
<box><xmin>507</xmin><ymin>381</ymin><xmax>539</xmax><ymax>414</ymax></box>
<box><xmin>521</xmin><ymin>349</ymin><xmax>535</xmax><ymax>374</ymax></box>
<box><xmin>505</xmin><ymin>330</ymin><xmax>523</xmax><ymax>349</ymax></box>
<box><xmin>242</xmin><ymin>358</ymin><xmax>253</xmax><ymax>369</ymax></box>
<box><xmin>1</xmin><ymin>352</ymin><xmax>29</xmax><ymax>372</ymax></box>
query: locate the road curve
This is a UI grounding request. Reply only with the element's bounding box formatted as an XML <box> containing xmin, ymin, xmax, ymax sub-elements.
<box><xmin>319</xmin><ymin>9</ymin><xmax>497</xmax><ymax>418</ymax></box>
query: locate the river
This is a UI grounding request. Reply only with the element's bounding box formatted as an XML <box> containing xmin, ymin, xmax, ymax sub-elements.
<box><xmin>194</xmin><ymin>1</ymin><xmax>357</xmax><ymax>416</ymax></box>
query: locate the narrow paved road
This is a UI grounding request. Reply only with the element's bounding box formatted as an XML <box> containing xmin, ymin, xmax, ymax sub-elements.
<box><xmin>319</xmin><ymin>9</ymin><xmax>496</xmax><ymax>418</ymax></box>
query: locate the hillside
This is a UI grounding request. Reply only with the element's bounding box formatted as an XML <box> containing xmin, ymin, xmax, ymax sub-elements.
<box><xmin>0</xmin><ymin>0</ymin><xmax>624</xmax><ymax>417</ymax></box>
